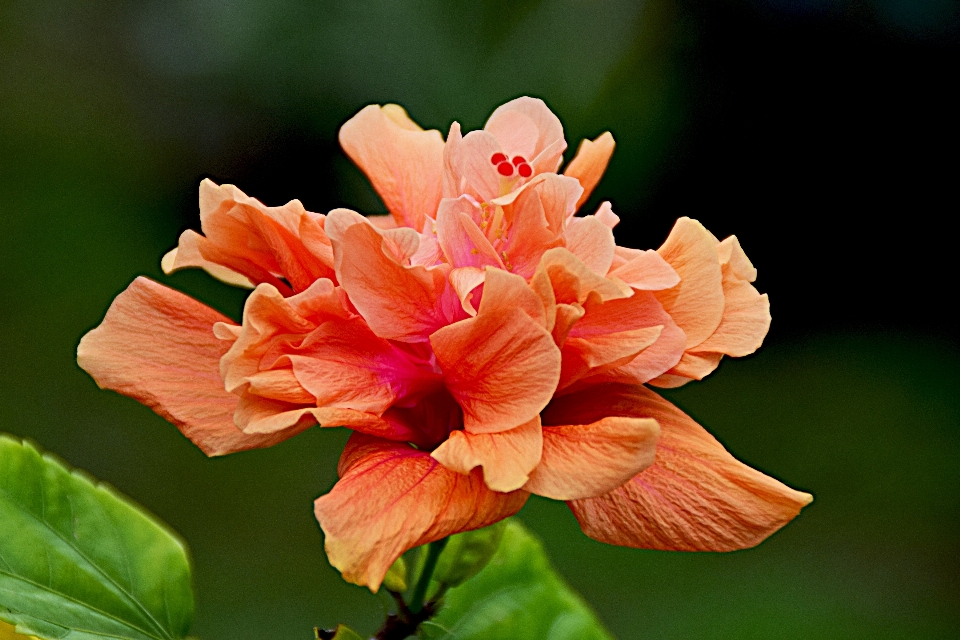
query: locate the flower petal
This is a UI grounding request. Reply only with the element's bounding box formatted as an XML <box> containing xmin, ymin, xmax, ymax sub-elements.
<box><xmin>339</xmin><ymin>104</ymin><xmax>445</xmax><ymax>230</ymax></box>
<box><xmin>314</xmin><ymin>434</ymin><xmax>528</xmax><ymax>590</ymax></box>
<box><xmin>654</xmin><ymin>217</ymin><xmax>725</xmax><ymax>348</ymax></box>
<box><xmin>557</xmin><ymin>384</ymin><xmax>813</xmax><ymax>551</ymax></box>
<box><xmin>77</xmin><ymin>277</ymin><xmax>301</xmax><ymax>456</ymax></box>
<box><xmin>563</xmin><ymin>214</ymin><xmax>616</xmax><ymax>276</ymax></box>
<box><xmin>525</xmin><ymin>415</ymin><xmax>659</xmax><ymax>500</ymax></box>
<box><xmin>563</xmin><ymin>132</ymin><xmax>615</xmax><ymax>210</ymax></box>
<box><xmin>650</xmin><ymin>235</ymin><xmax>771</xmax><ymax>387</ymax></box>
<box><xmin>608</xmin><ymin>249</ymin><xmax>680</xmax><ymax>291</ymax></box>
<box><xmin>436</xmin><ymin>197</ymin><xmax>504</xmax><ymax>269</ymax></box>
<box><xmin>331</xmin><ymin>212</ymin><xmax>452</xmax><ymax>342</ymax></box>
<box><xmin>431</xmin><ymin>417</ymin><xmax>543</xmax><ymax>492</ymax></box>
<box><xmin>430</xmin><ymin>307</ymin><xmax>560</xmax><ymax>434</ymax></box>
<box><xmin>577</xmin><ymin>292</ymin><xmax>685</xmax><ymax>386</ymax></box>
<box><xmin>163</xmin><ymin>180</ymin><xmax>335</xmax><ymax>295</ymax></box>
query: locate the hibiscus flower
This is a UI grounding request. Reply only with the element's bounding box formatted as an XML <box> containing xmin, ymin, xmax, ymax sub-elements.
<box><xmin>78</xmin><ymin>97</ymin><xmax>811</xmax><ymax>590</ymax></box>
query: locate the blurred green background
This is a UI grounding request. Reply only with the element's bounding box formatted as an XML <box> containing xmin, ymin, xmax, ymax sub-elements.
<box><xmin>1</xmin><ymin>0</ymin><xmax>958</xmax><ymax>638</ymax></box>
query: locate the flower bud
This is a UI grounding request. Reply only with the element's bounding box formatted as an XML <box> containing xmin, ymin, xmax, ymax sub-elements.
<box><xmin>432</xmin><ymin>519</ymin><xmax>508</xmax><ymax>588</ymax></box>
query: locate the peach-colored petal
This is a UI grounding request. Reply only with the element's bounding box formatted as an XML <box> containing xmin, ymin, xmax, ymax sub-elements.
<box><xmin>457</xmin><ymin>130</ymin><xmax>504</xmax><ymax>203</ymax></box>
<box><xmin>563</xmin><ymin>132</ymin><xmax>615</xmax><ymax>210</ymax></box>
<box><xmin>477</xmin><ymin>267</ymin><xmax>549</xmax><ymax>328</ymax></box>
<box><xmin>593</xmin><ymin>201</ymin><xmax>620</xmax><ymax>229</ymax></box>
<box><xmin>525</xmin><ymin>416</ymin><xmax>659</xmax><ymax>501</ymax></box>
<box><xmin>77</xmin><ymin>277</ymin><xmax>303</xmax><ymax>456</ymax></box>
<box><xmin>431</xmin><ymin>417</ymin><xmax>543</xmax><ymax>492</ymax></box>
<box><xmin>695</xmin><ymin>236</ymin><xmax>770</xmax><ymax>357</ymax></box>
<box><xmin>339</xmin><ymin>104</ymin><xmax>444</xmax><ymax>230</ymax></box>
<box><xmin>553</xmin><ymin>384</ymin><xmax>812</xmax><ymax>551</ymax></box>
<box><xmin>449</xmin><ymin>266</ymin><xmax>486</xmax><ymax>316</ymax></box>
<box><xmin>535</xmin><ymin>247</ymin><xmax>633</xmax><ymax>305</ymax></box>
<box><xmin>650</xmin><ymin>235</ymin><xmax>770</xmax><ymax>387</ymax></box>
<box><xmin>655</xmin><ymin>217</ymin><xmax>725</xmax><ymax>348</ymax></box>
<box><xmin>331</xmin><ymin>212</ymin><xmax>452</xmax><ymax>342</ymax></box>
<box><xmin>436</xmin><ymin>198</ymin><xmax>504</xmax><ymax>269</ymax></box>
<box><xmin>164</xmin><ymin>180</ymin><xmax>336</xmax><ymax>295</ymax></box>
<box><xmin>485</xmin><ymin>97</ymin><xmax>567</xmax><ymax>173</ymax></box>
<box><xmin>286</xmin><ymin>317</ymin><xmax>442</xmax><ymax>414</ymax></box>
<box><xmin>314</xmin><ymin>434</ymin><xmax>528</xmax><ymax>590</ymax></box>
<box><xmin>442</xmin><ymin>121</ymin><xmax>464</xmax><ymax>198</ymax></box>
<box><xmin>564</xmin><ymin>214</ymin><xmax>616</xmax><ymax>276</ymax></box>
<box><xmin>430</xmin><ymin>307</ymin><xmax>560</xmax><ymax>434</ymax></box>
<box><xmin>161</xmin><ymin>234</ymin><xmax>253</xmax><ymax>289</ymax></box>
<box><xmin>233</xmin><ymin>393</ymin><xmax>413</xmax><ymax>441</ymax></box>
<box><xmin>609</xmin><ymin>249</ymin><xmax>681</xmax><ymax>291</ymax></box>
<box><xmin>579</xmin><ymin>292</ymin><xmax>686</xmax><ymax>386</ymax></box>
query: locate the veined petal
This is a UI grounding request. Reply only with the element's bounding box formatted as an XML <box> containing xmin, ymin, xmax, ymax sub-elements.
<box><xmin>431</xmin><ymin>417</ymin><xmax>543</xmax><ymax>492</ymax></box>
<box><xmin>477</xmin><ymin>267</ymin><xmax>549</xmax><ymax>328</ymax></box>
<box><xmin>339</xmin><ymin>104</ymin><xmax>445</xmax><ymax>230</ymax></box>
<box><xmin>534</xmin><ymin>247</ymin><xmax>633</xmax><ymax>305</ymax></box>
<box><xmin>331</xmin><ymin>212</ymin><xmax>451</xmax><ymax>342</ymax></box>
<box><xmin>563</xmin><ymin>132</ymin><xmax>615</xmax><ymax>210</ymax></box>
<box><xmin>655</xmin><ymin>217</ymin><xmax>725</xmax><ymax>348</ymax></box>
<box><xmin>525</xmin><ymin>415</ymin><xmax>659</xmax><ymax>501</ymax></box>
<box><xmin>577</xmin><ymin>292</ymin><xmax>686</xmax><ymax>386</ymax></box>
<box><xmin>556</xmin><ymin>384</ymin><xmax>813</xmax><ymax>551</ymax></box>
<box><xmin>314</xmin><ymin>434</ymin><xmax>528</xmax><ymax>590</ymax></box>
<box><xmin>608</xmin><ymin>249</ymin><xmax>680</xmax><ymax>291</ymax></box>
<box><xmin>77</xmin><ymin>277</ymin><xmax>301</xmax><ymax>456</ymax></box>
<box><xmin>650</xmin><ymin>235</ymin><xmax>770</xmax><ymax>387</ymax></box>
<box><xmin>164</xmin><ymin>180</ymin><xmax>336</xmax><ymax>295</ymax></box>
<box><xmin>430</xmin><ymin>307</ymin><xmax>560</xmax><ymax>434</ymax></box>
<box><xmin>564</xmin><ymin>214</ymin><xmax>616</xmax><ymax>276</ymax></box>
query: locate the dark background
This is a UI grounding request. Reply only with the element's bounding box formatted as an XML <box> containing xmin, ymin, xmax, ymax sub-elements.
<box><xmin>1</xmin><ymin>0</ymin><xmax>958</xmax><ymax>638</ymax></box>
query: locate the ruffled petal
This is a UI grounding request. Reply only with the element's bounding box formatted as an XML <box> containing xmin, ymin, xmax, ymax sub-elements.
<box><xmin>555</xmin><ymin>384</ymin><xmax>812</xmax><ymax>551</ymax></box>
<box><xmin>314</xmin><ymin>434</ymin><xmax>528</xmax><ymax>590</ymax></box>
<box><xmin>608</xmin><ymin>249</ymin><xmax>680</xmax><ymax>291</ymax></box>
<box><xmin>563</xmin><ymin>132</ymin><xmax>615</xmax><ymax>210</ymax></box>
<box><xmin>650</xmin><ymin>235</ymin><xmax>770</xmax><ymax>387</ymax></box>
<box><xmin>563</xmin><ymin>214</ymin><xmax>616</xmax><ymax>276</ymax></box>
<box><xmin>330</xmin><ymin>211</ymin><xmax>453</xmax><ymax>342</ymax></box>
<box><xmin>339</xmin><ymin>104</ymin><xmax>445</xmax><ymax>230</ymax></box>
<box><xmin>526</xmin><ymin>415</ymin><xmax>658</xmax><ymax>501</ymax></box>
<box><xmin>654</xmin><ymin>217</ymin><xmax>725</xmax><ymax>348</ymax></box>
<box><xmin>77</xmin><ymin>277</ymin><xmax>301</xmax><ymax>456</ymax></box>
<box><xmin>574</xmin><ymin>291</ymin><xmax>685</xmax><ymax>386</ymax></box>
<box><xmin>163</xmin><ymin>180</ymin><xmax>335</xmax><ymax>294</ymax></box>
<box><xmin>430</xmin><ymin>306</ymin><xmax>560</xmax><ymax>434</ymax></box>
<box><xmin>431</xmin><ymin>417</ymin><xmax>543</xmax><ymax>492</ymax></box>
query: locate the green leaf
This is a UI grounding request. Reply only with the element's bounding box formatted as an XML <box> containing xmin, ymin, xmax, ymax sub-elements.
<box><xmin>419</xmin><ymin>520</ymin><xmax>613</xmax><ymax>640</ymax></box>
<box><xmin>432</xmin><ymin>520</ymin><xmax>506</xmax><ymax>590</ymax></box>
<box><xmin>0</xmin><ymin>435</ymin><xmax>194</xmax><ymax>640</ymax></box>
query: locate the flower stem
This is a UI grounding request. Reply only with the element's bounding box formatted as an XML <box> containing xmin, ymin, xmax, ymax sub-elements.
<box><xmin>409</xmin><ymin>538</ymin><xmax>448</xmax><ymax>614</ymax></box>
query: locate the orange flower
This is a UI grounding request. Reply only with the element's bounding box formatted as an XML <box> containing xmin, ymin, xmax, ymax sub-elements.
<box><xmin>78</xmin><ymin>97</ymin><xmax>811</xmax><ymax>591</ymax></box>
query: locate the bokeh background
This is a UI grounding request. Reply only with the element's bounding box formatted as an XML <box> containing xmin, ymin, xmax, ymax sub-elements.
<box><xmin>2</xmin><ymin>0</ymin><xmax>958</xmax><ymax>638</ymax></box>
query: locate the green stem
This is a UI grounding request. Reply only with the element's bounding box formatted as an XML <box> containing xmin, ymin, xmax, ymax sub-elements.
<box><xmin>409</xmin><ymin>538</ymin><xmax>448</xmax><ymax>614</ymax></box>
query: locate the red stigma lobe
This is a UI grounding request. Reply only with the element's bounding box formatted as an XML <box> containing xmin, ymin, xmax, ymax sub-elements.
<box><xmin>512</xmin><ymin>156</ymin><xmax>527</xmax><ymax>166</ymax></box>
<box><xmin>497</xmin><ymin>161</ymin><xmax>515</xmax><ymax>176</ymax></box>
<box><xmin>490</xmin><ymin>152</ymin><xmax>507</xmax><ymax>165</ymax></box>
<box><xmin>517</xmin><ymin>163</ymin><xmax>533</xmax><ymax>178</ymax></box>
